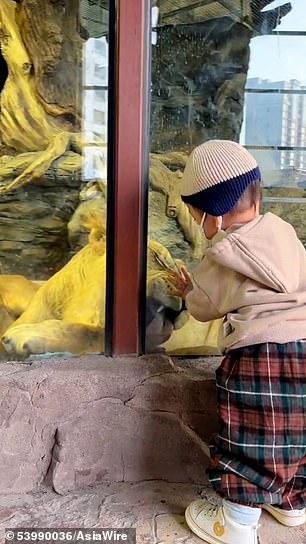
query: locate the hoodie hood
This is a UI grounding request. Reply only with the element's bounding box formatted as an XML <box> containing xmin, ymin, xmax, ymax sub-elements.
<box><xmin>206</xmin><ymin>212</ymin><xmax>306</xmax><ymax>294</ymax></box>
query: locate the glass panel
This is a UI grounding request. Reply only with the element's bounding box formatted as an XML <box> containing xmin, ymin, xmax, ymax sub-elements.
<box><xmin>147</xmin><ymin>0</ymin><xmax>306</xmax><ymax>355</ymax></box>
<box><xmin>0</xmin><ymin>0</ymin><xmax>109</xmax><ymax>359</ymax></box>
<box><xmin>247</xmin><ymin>0</ymin><xmax>306</xmax><ymax>82</ymax></box>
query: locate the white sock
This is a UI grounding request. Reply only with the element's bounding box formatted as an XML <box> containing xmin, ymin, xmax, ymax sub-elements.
<box><xmin>223</xmin><ymin>499</ymin><xmax>261</xmax><ymax>526</ymax></box>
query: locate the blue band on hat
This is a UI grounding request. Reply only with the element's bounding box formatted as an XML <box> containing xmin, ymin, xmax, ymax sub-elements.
<box><xmin>181</xmin><ymin>166</ymin><xmax>261</xmax><ymax>216</ymax></box>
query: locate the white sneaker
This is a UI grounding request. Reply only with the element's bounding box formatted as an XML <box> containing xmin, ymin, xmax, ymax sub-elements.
<box><xmin>185</xmin><ymin>499</ymin><xmax>259</xmax><ymax>544</ymax></box>
<box><xmin>262</xmin><ymin>504</ymin><xmax>306</xmax><ymax>527</ymax></box>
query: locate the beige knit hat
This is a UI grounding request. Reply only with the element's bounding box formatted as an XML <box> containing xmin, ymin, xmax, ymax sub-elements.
<box><xmin>181</xmin><ymin>140</ymin><xmax>261</xmax><ymax>216</ymax></box>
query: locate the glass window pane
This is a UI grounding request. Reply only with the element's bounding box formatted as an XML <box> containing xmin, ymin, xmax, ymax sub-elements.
<box><xmin>147</xmin><ymin>0</ymin><xmax>306</xmax><ymax>356</ymax></box>
<box><xmin>0</xmin><ymin>0</ymin><xmax>109</xmax><ymax>359</ymax></box>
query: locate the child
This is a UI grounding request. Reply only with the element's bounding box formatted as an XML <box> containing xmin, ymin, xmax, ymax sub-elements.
<box><xmin>173</xmin><ymin>140</ymin><xmax>306</xmax><ymax>544</ymax></box>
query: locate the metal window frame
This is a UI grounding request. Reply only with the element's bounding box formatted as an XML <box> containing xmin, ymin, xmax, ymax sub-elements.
<box><xmin>105</xmin><ymin>0</ymin><xmax>151</xmax><ymax>355</ymax></box>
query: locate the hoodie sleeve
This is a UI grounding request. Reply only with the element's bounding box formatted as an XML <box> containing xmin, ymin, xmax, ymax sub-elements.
<box><xmin>185</xmin><ymin>276</ymin><xmax>225</xmax><ymax>322</ymax></box>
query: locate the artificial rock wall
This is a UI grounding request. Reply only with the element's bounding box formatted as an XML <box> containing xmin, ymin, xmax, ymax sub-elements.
<box><xmin>0</xmin><ymin>355</ymin><xmax>219</xmax><ymax>495</ymax></box>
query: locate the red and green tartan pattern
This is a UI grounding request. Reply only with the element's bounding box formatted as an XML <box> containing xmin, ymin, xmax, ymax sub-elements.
<box><xmin>208</xmin><ymin>342</ymin><xmax>306</xmax><ymax>509</ymax></box>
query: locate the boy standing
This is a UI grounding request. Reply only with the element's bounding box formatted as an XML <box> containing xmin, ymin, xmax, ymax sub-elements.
<box><xmin>173</xmin><ymin>140</ymin><xmax>306</xmax><ymax>543</ymax></box>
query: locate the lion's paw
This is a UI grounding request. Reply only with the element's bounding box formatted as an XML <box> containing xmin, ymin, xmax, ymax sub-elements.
<box><xmin>1</xmin><ymin>325</ymin><xmax>47</xmax><ymax>359</ymax></box>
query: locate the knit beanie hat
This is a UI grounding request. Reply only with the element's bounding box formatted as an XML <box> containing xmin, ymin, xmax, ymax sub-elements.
<box><xmin>181</xmin><ymin>140</ymin><xmax>261</xmax><ymax>216</ymax></box>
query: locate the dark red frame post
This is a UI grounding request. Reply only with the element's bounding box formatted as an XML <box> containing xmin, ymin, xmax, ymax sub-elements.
<box><xmin>105</xmin><ymin>0</ymin><xmax>150</xmax><ymax>355</ymax></box>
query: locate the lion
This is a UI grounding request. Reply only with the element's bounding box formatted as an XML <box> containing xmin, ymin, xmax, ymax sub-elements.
<box><xmin>1</xmin><ymin>226</ymin><xmax>106</xmax><ymax>358</ymax></box>
<box><xmin>0</xmin><ymin>215</ymin><xmax>188</xmax><ymax>359</ymax></box>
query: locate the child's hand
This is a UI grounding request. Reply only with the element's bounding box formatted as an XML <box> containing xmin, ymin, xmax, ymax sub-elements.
<box><xmin>169</xmin><ymin>266</ymin><xmax>193</xmax><ymax>299</ymax></box>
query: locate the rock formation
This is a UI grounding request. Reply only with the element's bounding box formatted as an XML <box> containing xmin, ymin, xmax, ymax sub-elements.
<box><xmin>151</xmin><ymin>0</ymin><xmax>291</xmax><ymax>152</ymax></box>
<box><xmin>0</xmin><ymin>0</ymin><xmax>89</xmax><ymax>277</ymax></box>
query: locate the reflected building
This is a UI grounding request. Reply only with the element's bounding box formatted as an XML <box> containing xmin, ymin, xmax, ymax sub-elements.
<box><xmin>243</xmin><ymin>78</ymin><xmax>306</xmax><ymax>184</ymax></box>
<box><xmin>82</xmin><ymin>37</ymin><xmax>108</xmax><ymax>181</ymax></box>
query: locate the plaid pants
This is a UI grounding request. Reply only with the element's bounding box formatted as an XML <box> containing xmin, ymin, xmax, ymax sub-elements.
<box><xmin>208</xmin><ymin>342</ymin><xmax>306</xmax><ymax>509</ymax></box>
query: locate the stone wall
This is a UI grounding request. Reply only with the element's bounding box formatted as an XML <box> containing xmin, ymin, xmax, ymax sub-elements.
<box><xmin>0</xmin><ymin>355</ymin><xmax>219</xmax><ymax>495</ymax></box>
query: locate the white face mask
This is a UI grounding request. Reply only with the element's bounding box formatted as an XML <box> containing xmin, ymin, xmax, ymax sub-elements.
<box><xmin>199</xmin><ymin>212</ymin><xmax>206</xmax><ymax>230</ymax></box>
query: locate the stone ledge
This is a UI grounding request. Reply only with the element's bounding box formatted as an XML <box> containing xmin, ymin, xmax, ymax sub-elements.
<box><xmin>0</xmin><ymin>354</ymin><xmax>220</xmax><ymax>495</ymax></box>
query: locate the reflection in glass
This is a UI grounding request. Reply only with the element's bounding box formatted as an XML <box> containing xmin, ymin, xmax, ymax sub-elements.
<box><xmin>147</xmin><ymin>0</ymin><xmax>305</xmax><ymax>355</ymax></box>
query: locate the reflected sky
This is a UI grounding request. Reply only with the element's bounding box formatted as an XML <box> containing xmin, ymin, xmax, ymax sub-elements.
<box><xmin>248</xmin><ymin>0</ymin><xmax>306</xmax><ymax>82</ymax></box>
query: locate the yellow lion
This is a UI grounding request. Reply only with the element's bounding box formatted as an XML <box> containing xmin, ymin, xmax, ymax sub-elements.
<box><xmin>1</xmin><ymin>226</ymin><xmax>106</xmax><ymax>358</ymax></box>
<box><xmin>0</xmin><ymin>214</ymin><xmax>188</xmax><ymax>358</ymax></box>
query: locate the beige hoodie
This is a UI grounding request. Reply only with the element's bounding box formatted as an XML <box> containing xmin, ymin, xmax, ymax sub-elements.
<box><xmin>185</xmin><ymin>212</ymin><xmax>306</xmax><ymax>353</ymax></box>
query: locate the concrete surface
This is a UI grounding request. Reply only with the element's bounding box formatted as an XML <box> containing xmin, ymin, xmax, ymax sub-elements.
<box><xmin>0</xmin><ymin>480</ymin><xmax>304</xmax><ymax>544</ymax></box>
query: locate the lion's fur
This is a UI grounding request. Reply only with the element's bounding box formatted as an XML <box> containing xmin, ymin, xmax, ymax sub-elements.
<box><xmin>0</xmin><ymin>274</ymin><xmax>42</xmax><ymax>321</ymax></box>
<box><xmin>2</xmin><ymin>216</ymin><xmax>106</xmax><ymax>357</ymax></box>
